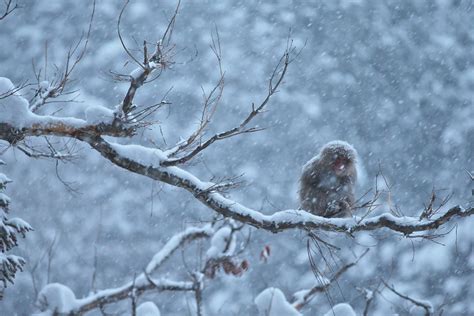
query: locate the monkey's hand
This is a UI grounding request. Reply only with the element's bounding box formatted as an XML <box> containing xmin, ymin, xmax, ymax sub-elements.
<box><xmin>326</xmin><ymin>200</ymin><xmax>352</xmax><ymax>218</ymax></box>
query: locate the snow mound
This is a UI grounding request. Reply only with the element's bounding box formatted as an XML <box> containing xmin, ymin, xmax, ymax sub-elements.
<box><xmin>36</xmin><ymin>283</ymin><xmax>77</xmax><ymax>313</ymax></box>
<box><xmin>254</xmin><ymin>287</ymin><xmax>301</xmax><ymax>316</ymax></box>
<box><xmin>136</xmin><ymin>301</ymin><xmax>161</xmax><ymax>316</ymax></box>
<box><xmin>323</xmin><ymin>303</ymin><xmax>356</xmax><ymax>316</ymax></box>
<box><xmin>85</xmin><ymin>105</ymin><xmax>115</xmax><ymax>124</ymax></box>
<box><xmin>206</xmin><ymin>226</ymin><xmax>234</xmax><ymax>258</ymax></box>
<box><xmin>0</xmin><ymin>77</ymin><xmax>34</xmax><ymax>127</ymax></box>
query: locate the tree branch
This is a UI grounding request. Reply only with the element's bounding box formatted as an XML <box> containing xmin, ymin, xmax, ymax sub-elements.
<box><xmin>381</xmin><ymin>279</ymin><xmax>434</xmax><ymax>316</ymax></box>
<box><xmin>0</xmin><ymin>0</ymin><xmax>18</xmax><ymax>21</ymax></box>
<box><xmin>292</xmin><ymin>249</ymin><xmax>369</xmax><ymax>310</ymax></box>
<box><xmin>77</xmin><ymin>137</ymin><xmax>474</xmax><ymax>235</ymax></box>
<box><xmin>42</xmin><ymin>225</ymin><xmax>212</xmax><ymax>315</ymax></box>
<box><xmin>1</xmin><ymin>117</ymin><xmax>472</xmax><ymax>236</ymax></box>
<box><xmin>162</xmin><ymin>42</ymin><xmax>294</xmax><ymax>166</ymax></box>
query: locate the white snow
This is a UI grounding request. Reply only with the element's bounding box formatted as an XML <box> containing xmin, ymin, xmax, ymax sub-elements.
<box><xmin>0</xmin><ymin>77</ymin><xmax>114</xmax><ymax>130</ymax></box>
<box><xmin>206</xmin><ymin>226</ymin><xmax>235</xmax><ymax>258</ymax></box>
<box><xmin>5</xmin><ymin>217</ymin><xmax>33</xmax><ymax>231</ymax></box>
<box><xmin>0</xmin><ymin>192</ymin><xmax>11</xmax><ymax>206</ymax></box>
<box><xmin>254</xmin><ymin>287</ymin><xmax>301</xmax><ymax>316</ymax></box>
<box><xmin>130</xmin><ymin>67</ymin><xmax>145</xmax><ymax>80</ymax></box>
<box><xmin>145</xmin><ymin>225</ymin><xmax>212</xmax><ymax>274</ymax></box>
<box><xmin>110</xmin><ymin>143</ymin><xmax>167</xmax><ymax>168</ymax></box>
<box><xmin>75</xmin><ymin>279</ymin><xmax>193</xmax><ymax>309</ymax></box>
<box><xmin>323</xmin><ymin>303</ymin><xmax>356</xmax><ymax>316</ymax></box>
<box><xmin>0</xmin><ymin>173</ymin><xmax>12</xmax><ymax>185</ymax></box>
<box><xmin>136</xmin><ymin>301</ymin><xmax>161</xmax><ymax>316</ymax></box>
<box><xmin>0</xmin><ymin>77</ymin><xmax>34</xmax><ymax>127</ymax></box>
<box><xmin>85</xmin><ymin>105</ymin><xmax>115</xmax><ymax>124</ymax></box>
<box><xmin>36</xmin><ymin>283</ymin><xmax>77</xmax><ymax>313</ymax></box>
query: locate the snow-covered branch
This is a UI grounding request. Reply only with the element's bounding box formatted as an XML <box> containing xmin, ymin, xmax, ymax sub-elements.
<box><xmin>72</xmin><ymin>136</ymin><xmax>474</xmax><ymax>236</ymax></box>
<box><xmin>0</xmin><ymin>77</ymin><xmax>134</xmax><ymax>144</ymax></box>
<box><xmin>1</xmin><ymin>102</ymin><xmax>471</xmax><ymax>237</ymax></box>
<box><xmin>37</xmin><ymin>225</ymin><xmax>212</xmax><ymax>314</ymax></box>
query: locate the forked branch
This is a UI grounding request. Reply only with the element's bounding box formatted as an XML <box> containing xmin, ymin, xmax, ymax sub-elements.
<box><xmin>0</xmin><ymin>0</ymin><xmax>18</xmax><ymax>21</ymax></box>
<box><xmin>162</xmin><ymin>40</ymin><xmax>295</xmax><ymax>166</ymax></box>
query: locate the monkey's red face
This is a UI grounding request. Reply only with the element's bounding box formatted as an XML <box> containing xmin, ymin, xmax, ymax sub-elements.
<box><xmin>333</xmin><ymin>157</ymin><xmax>351</xmax><ymax>176</ymax></box>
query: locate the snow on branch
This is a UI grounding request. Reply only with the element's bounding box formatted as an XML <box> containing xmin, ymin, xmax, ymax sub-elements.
<box><xmin>113</xmin><ymin>0</ymin><xmax>177</xmax><ymax>120</ymax></box>
<box><xmin>2</xmin><ymin>105</ymin><xmax>471</xmax><ymax>237</ymax></box>
<box><xmin>0</xmin><ymin>31</ymin><xmax>472</xmax><ymax>242</ymax></box>
<box><xmin>75</xmin><ymin>136</ymin><xmax>474</xmax><ymax>236</ymax></box>
<box><xmin>37</xmin><ymin>225</ymin><xmax>212</xmax><ymax>314</ymax></box>
<box><xmin>0</xmin><ymin>96</ymin><xmax>472</xmax><ymax>237</ymax></box>
<box><xmin>0</xmin><ymin>77</ymin><xmax>134</xmax><ymax>144</ymax></box>
<box><xmin>145</xmin><ymin>225</ymin><xmax>213</xmax><ymax>274</ymax></box>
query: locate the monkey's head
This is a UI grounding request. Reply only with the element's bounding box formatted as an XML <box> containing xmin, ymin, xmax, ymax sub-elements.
<box><xmin>319</xmin><ymin>141</ymin><xmax>357</xmax><ymax>177</ymax></box>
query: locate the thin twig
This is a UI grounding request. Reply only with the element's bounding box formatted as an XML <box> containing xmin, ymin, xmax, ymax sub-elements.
<box><xmin>381</xmin><ymin>279</ymin><xmax>434</xmax><ymax>316</ymax></box>
<box><xmin>0</xmin><ymin>0</ymin><xmax>18</xmax><ymax>21</ymax></box>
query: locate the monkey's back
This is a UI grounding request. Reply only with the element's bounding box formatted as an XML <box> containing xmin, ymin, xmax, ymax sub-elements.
<box><xmin>298</xmin><ymin>156</ymin><xmax>356</xmax><ymax>218</ymax></box>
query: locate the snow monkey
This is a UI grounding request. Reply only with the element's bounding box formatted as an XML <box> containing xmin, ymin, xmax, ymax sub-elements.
<box><xmin>298</xmin><ymin>141</ymin><xmax>358</xmax><ymax>218</ymax></box>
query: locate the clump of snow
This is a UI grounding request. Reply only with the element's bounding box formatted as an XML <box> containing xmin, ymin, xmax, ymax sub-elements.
<box><xmin>409</xmin><ymin>305</ymin><xmax>429</xmax><ymax>316</ymax></box>
<box><xmin>130</xmin><ymin>67</ymin><xmax>145</xmax><ymax>80</ymax></box>
<box><xmin>0</xmin><ymin>173</ymin><xmax>12</xmax><ymax>186</ymax></box>
<box><xmin>0</xmin><ymin>192</ymin><xmax>11</xmax><ymax>206</ymax></box>
<box><xmin>145</xmin><ymin>226</ymin><xmax>212</xmax><ymax>274</ymax></box>
<box><xmin>254</xmin><ymin>287</ymin><xmax>301</xmax><ymax>316</ymax></box>
<box><xmin>85</xmin><ymin>105</ymin><xmax>115</xmax><ymax>124</ymax></box>
<box><xmin>323</xmin><ymin>303</ymin><xmax>356</xmax><ymax>316</ymax></box>
<box><xmin>136</xmin><ymin>301</ymin><xmax>161</xmax><ymax>316</ymax></box>
<box><xmin>206</xmin><ymin>226</ymin><xmax>235</xmax><ymax>258</ymax></box>
<box><xmin>39</xmin><ymin>80</ymin><xmax>50</xmax><ymax>90</ymax></box>
<box><xmin>110</xmin><ymin>143</ymin><xmax>167</xmax><ymax>167</ymax></box>
<box><xmin>36</xmin><ymin>283</ymin><xmax>77</xmax><ymax>313</ymax></box>
<box><xmin>0</xmin><ymin>77</ymin><xmax>34</xmax><ymax>128</ymax></box>
<box><xmin>6</xmin><ymin>217</ymin><xmax>33</xmax><ymax>232</ymax></box>
<box><xmin>0</xmin><ymin>77</ymin><xmax>97</xmax><ymax>131</ymax></box>
<box><xmin>0</xmin><ymin>77</ymin><xmax>15</xmax><ymax>94</ymax></box>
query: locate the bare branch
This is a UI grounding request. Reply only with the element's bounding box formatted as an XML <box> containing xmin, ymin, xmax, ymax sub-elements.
<box><xmin>292</xmin><ymin>249</ymin><xmax>369</xmax><ymax>310</ymax></box>
<box><xmin>466</xmin><ymin>169</ymin><xmax>474</xmax><ymax>181</ymax></box>
<box><xmin>0</xmin><ymin>81</ymin><xmax>29</xmax><ymax>100</ymax></box>
<box><xmin>16</xmin><ymin>139</ymin><xmax>77</xmax><ymax>161</ymax></box>
<box><xmin>29</xmin><ymin>0</ymin><xmax>96</xmax><ymax>112</ymax></box>
<box><xmin>162</xmin><ymin>41</ymin><xmax>296</xmax><ymax>166</ymax></box>
<box><xmin>167</xmin><ymin>27</ymin><xmax>225</xmax><ymax>157</ymax></box>
<box><xmin>0</xmin><ymin>0</ymin><xmax>18</xmax><ymax>21</ymax></box>
<box><xmin>64</xmin><ymin>136</ymin><xmax>473</xmax><ymax>236</ymax></box>
<box><xmin>117</xmin><ymin>0</ymin><xmax>146</xmax><ymax>70</ymax></box>
<box><xmin>381</xmin><ymin>279</ymin><xmax>434</xmax><ymax>316</ymax></box>
<box><xmin>2</xmin><ymin>120</ymin><xmax>472</xmax><ymax>237</ymax></box>
<box><xmin>117</xmin><ymin>0</ymin><xmax>178</xmax><ymax>117</ymax></box>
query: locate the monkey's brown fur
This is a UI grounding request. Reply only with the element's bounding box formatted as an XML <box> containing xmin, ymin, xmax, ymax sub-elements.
<box><xmin>299</xmin><ymin>141</ymin><xmax>357</xmax><ymax>218</ymax></box>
